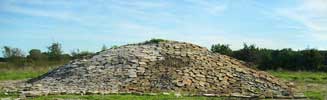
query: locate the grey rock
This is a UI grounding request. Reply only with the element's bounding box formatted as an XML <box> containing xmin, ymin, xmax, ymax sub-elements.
<box><xmin>22</xmin><ymin>40</ymin><xmax>294</xmax><ymax>98</ymax></box>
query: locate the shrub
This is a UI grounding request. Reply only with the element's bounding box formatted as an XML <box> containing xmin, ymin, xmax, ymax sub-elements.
<box><xmin>145</xmin><ymin>38</ymin><xmax>167</xmax><ymax>44</ymax></box>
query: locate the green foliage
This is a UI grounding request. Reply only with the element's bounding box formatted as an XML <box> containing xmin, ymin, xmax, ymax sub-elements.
<box><xmin>27</xmin><ymin>49</ymin><xmax>47</xmax><ymax>61</ymax></box>
<box><xmin>1</xmin><ymin>42</ymin><xmax>72</xmax><ymax>68</ymax></box>
<box><xmin>0</xmin><ymin>58</ymin><xmax>5</xmax><ymax>62</ymax></box>
<box><xmin>255</xmin><ymin>48</ymin><xmax>274</xmax><ymax>69</ymax></box>
<box><xmin>2</xmin><ymin>46</ymin><xmax>25</xmax><ymax>58</ymax></box>
<box><xmin>47</xmin><ymin>42</ymin><xmax>63</xmax><ymax>61</ymax></box>
<box><xmin>1</xmin><ymin>41</ymin><xmax>327</xmax><ymax>71</ymax></box>
<box><xmin>145</xmin><ymin>38</ymin><xmax>167</xmax><ymax>44</ymax></box>
<box><xmin>211</xmin><ymin>44</ymin><xmax>232</xmax><ymax>56</ymax></box>
<box><xmin>101</xmin><ymin>45</ymin><xmax>108</xmax><ymax>51</ymax></box>
<box><xmin>300</xmin><ymin>49</ymin><xmax>325</xmax><ymax>71</ymax></box>
<box><xmin>71</xmin><ymin>49</ymin><xmax>94</xmax><ymax>59</ymax></box>
<box><xmin>233</xmin><ymin>44</ymin><xmax>259</xmax><ymax>63</ymax></box>
<box><xmin>262</xmin><ymin>48</ymin><xmax>326</xmax><ymax>71</ymax></box>
<box><xmin>1</xmin><ymin>46</ymin><xmax>26</xmax><ymax>66</ymax></box>
<box><xmin>110</xmin><ymin>45</ymin><xmax>118</xmax><ymax>49</ymax></box>
<box><xmin>211</xmin><ymin>43</ymin><xmax>327</xmax><ymax>71</ymax></box>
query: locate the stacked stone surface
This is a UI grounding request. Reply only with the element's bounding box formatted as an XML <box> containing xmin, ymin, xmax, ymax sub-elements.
<box><xmin>25</xmin><ymin>40</ymin><xmax>293</xmax><ymax>98</ymax></box>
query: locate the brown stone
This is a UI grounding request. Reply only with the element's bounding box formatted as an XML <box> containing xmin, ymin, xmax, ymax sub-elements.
<box><xmin>24</xmin><ymin>40</ymin><xmax>294</xmax><ymax>98</ymax></box>
<box><xmin>182</xmin><ymin>79</ymin><xmax>192</xmax><ymax>85</ymax></box>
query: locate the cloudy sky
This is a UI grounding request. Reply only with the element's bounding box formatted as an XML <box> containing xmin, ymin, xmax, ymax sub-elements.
<box><xmin>0</xmin><ymin>0</ymin><xmax>327</xmax><ymax>55</ymax></box>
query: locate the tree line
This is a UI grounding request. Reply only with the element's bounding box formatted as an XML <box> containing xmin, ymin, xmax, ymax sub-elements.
<box><xmin>211</xmin><ymin>43</ymin><xmax>327</xmax><ymax>71</ymax></box>
<box><xmin>0</xmin><ymin>42</ymin><xmax>110</xmax><ymax>67</ymax></box>
<box><xmin>1</xmin><ymin>41</ymin><xmax>327</xmax><ymax>71</ymax></box>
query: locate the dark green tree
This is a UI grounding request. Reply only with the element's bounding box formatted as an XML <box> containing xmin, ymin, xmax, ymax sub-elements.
<box><xmin>101</xmin><ymin>45</ymin><xmax>108</xmax><ymax>51</ymax></box>
<box><xmin>2</xmin><ymin>46</ymin><xmax>26</xmax><ymax>66</ymax></box>
<box><xmin>144</xmin><ymin>38</ymin><xmax>167</xmax><ymax>44</ymax></box>
<box><xmin>71</xmin><ymin>49</ymin><xmax>94</xmax><ymax>59</ymax></box>
<box><xmin>270</xmin><ymin>48</ymin><xmax>299</xmax><ymax>70</ymax></box>
<box><xmin>27</xmin><ymin>49</ymin><xmax>45</xmax><ymax>61</ymax></box>
<box><xmin>256</xmin><ymin>49</ymin><xmax>274</xmax><ymax>70</ymax></box>
<box><xmin>2</xmin><ymin>46</ymin><xmax>25</xmax><ymax>58</ymax></box>
<box><xmin>110</xmin><ymin>45</ymin><xmax>118</xmax><ymax>49</ymax></box>
<box><xmin>2</xmin><ymin>46</ymin><xmax>12</xmax><ymax>58</ymax></box>
<box><xmin>47</xmin><ymin>42</ymin><xmax>63</xmax><ymax>61</ymax></box>
<box><xmin>319</xmin><ymin>51</ymin><xmax>327</xmax><ymax>71</ymax></box>
<box><xmin>233</xmin><ymin>43</ymin><xmax>259</xmax><ymax>63</ymax></box>
<box><xmin>211</xmin><ymin>44</ymin><xmax>233</xmax><ymax>56</ymax></box>
<box><xmin>300</xmin><ymin>49</ymin><xmax>324</xmax><ymax>71</ymax></box>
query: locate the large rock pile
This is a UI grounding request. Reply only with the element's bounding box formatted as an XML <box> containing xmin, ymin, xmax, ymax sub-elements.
<box><xmin>25</xmin><ymin>40</ymin><xmax>293</xmax><ymax>98</ymax></box>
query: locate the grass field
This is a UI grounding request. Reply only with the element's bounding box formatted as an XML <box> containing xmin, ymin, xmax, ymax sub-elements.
<box><xmin>0</xmin><ymin>66</ymin><xmax>52</xmax><ymax>81</ymax></box>
<box><xmin>0</xmin><ymin>67</ymin><xmax>326</xmax><ymax>100</ymax></box>
<box><xmin>269</xmin><ymin>71</ymin><xmax>327</xmax><ymax>84</ymax></box>
<box><xmin>269</xmin><ymin>71</ymin><xmax>327</xmax><ymax>100</ymax></box>
<box><xmin>0</xmin><ymin>70</ymin><xmax>46</xmax><ymax>81</ymax></box>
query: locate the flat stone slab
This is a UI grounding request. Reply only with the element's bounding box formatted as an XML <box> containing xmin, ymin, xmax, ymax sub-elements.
<box><xmin>21</xmin><ymin>40</ymin><xmax>296</xmax><ymax>98</ymax></box>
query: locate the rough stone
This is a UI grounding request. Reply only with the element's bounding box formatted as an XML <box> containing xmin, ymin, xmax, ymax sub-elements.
<box><xmin>23</xmin><ymin>40</ymin><xmax>294</xmax><ymax>98</ymax></box>
<box><xmin>21</xmin><ymin>91</ymin><xmax>42</xmax><ymax>97</ymax></box>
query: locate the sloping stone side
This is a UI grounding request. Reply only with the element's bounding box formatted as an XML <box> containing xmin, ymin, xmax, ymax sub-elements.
<box><xmin>25</xmin><ymin>41</ymin><xmax>293</xmax><ymax>98</ymax></box>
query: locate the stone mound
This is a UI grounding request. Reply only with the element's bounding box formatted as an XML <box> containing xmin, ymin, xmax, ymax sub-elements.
<box><xmin>26</xmin><ymin>40</ymin><xmax>293</xmax><ymax>98</ymax></box>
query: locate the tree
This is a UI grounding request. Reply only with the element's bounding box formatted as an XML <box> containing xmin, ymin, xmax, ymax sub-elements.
<box><xmin>71</xmin><ymin>49</ymin><xmax>94</xmax><ymax>59</ymax></box>
<box><xmin>233</xmin><ymin>43</ymin><xmax>259</xmax><ymax>63</ymax></box>
<box><xmin>144</xmin><ymin>38</ymin><xmax>167</xmax><ymax>44</ymax></box>
<box><xmin>211</xmin><ymin>44</ymin><xmax>232</xmax><ymax>56</ymax></box>
<box><xmin>2</xmin><ymin>46</ymin><xmax>25</xmax><ymax>58</ymax></box>
<box><xmin>0</xmin><ymin>57</ymin><xmax>5</xmax><ymax>62</ymax></box>
<box><xmin>27</xmin><ymin>49</ymin><xmax>46</xmax><ymax>61</ymax></box>
<box><xmin>47</xmin><ymin>42</ymin><xmax>63</xmax><ymax>61</ymax></box>
<box><xmin>320</xmin><ymin>51</ymin><xmax>327</xmax><ymax>71</ymax></box>
<box><xmin>256</xmin><ymin>49</ymin><xmax>274</xmax><ymax>70</ymax></box>
<box><xmin>269</xmin><ymin>48</ymin><xmax>299</xmax><ymax>70</ymax></box>
<box><xmin>2</xmin><ymin>46</ymin><xmax>26</xmax><ymax>66</ymax></box>
<box><xmin>300</xmin><ymin>49</ymin><xmax>324</xmax><ymax>71</ymax></box>
<box><xmin>101</xmin><ymin>45</ymin><xmax>107</xmax><ymax>51</ymax></box>
<box><xmin>2</xmin><ymin>46</ymin><xmax>12</xmax><ymax>58</ymax></box>
<box><xmin>110</xmin><ymin>45</ymin><xmax>118</xmax><ymax>49</ymax></box>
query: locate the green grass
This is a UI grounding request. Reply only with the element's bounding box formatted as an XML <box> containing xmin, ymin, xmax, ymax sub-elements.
<box><xmin>1</xmin><ymin>67</ymin><xmax>327</xmax><ymax>99</ymax></box>
<box><xmin>0</xmin><ymin>64</ymin><xmax>60</xmax><ymax>81</ymax></box>
<box><xmin>268</xmin><ymin>71</ymin><xmax>327</xmax><ymax>83</ymax></box>
<box><xmin>304</xmin><ymin>91</ymin><xmax>327</xmax><ymax>100</ymax></box>
<box><xmin>268</xmin><ymin>71</ymin><xmax>327</xmax><ymax>100</ymax></box>
<box><xmin>0</xmin><ymin>70</ymin><xmax>46</xmax><ymax>80</ymax></box>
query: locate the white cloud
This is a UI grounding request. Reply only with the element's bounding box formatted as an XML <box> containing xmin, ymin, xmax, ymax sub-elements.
<box><xmin>184</xmin><ymin>0</ymin><xmax>228</xmax><ymax>15</ymax></box>
<box><xmin>276</xmin><ymin>0</ymin><xmax>327</xmax><ymax>40</ymax></box>
<box><xmin>3</xmin><ymin>5</ymin><xmax>80</xmax><ymax>21</ymax></box>
<box><xmin>112</xmin><ymin>20</ymin><xmax>282</xmax><ymax>50</ymax></box>
<box><xmin>298</xmin><ymin>0</ymin><xmax>327</xmax><ymax>14</ymax></box>
<box><xmin>111</xmin><ymin>0</ymin><xmax>169</xmax><ymax>9</ymax></box>
<box><xmin>1</xmin><ymin>0</ymin><xmax>294</xmax><ymax>51</ymax></box>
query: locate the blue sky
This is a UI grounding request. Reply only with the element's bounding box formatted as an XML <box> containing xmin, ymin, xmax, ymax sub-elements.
<box><xmin>1</xmin><ymin>0</ymin><xmax>327</xmax><ymax>56</ymax></box>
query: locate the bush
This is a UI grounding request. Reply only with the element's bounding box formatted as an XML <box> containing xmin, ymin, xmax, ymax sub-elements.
<box><xmin>145</xmin><ymin>38</ymin><xmax>167</xmax><ymax>44</ymax></box>
<box><xmin>211</xmin><ymin>44</ymin><xmax>232</xmax><ymax>56</ymax></box>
